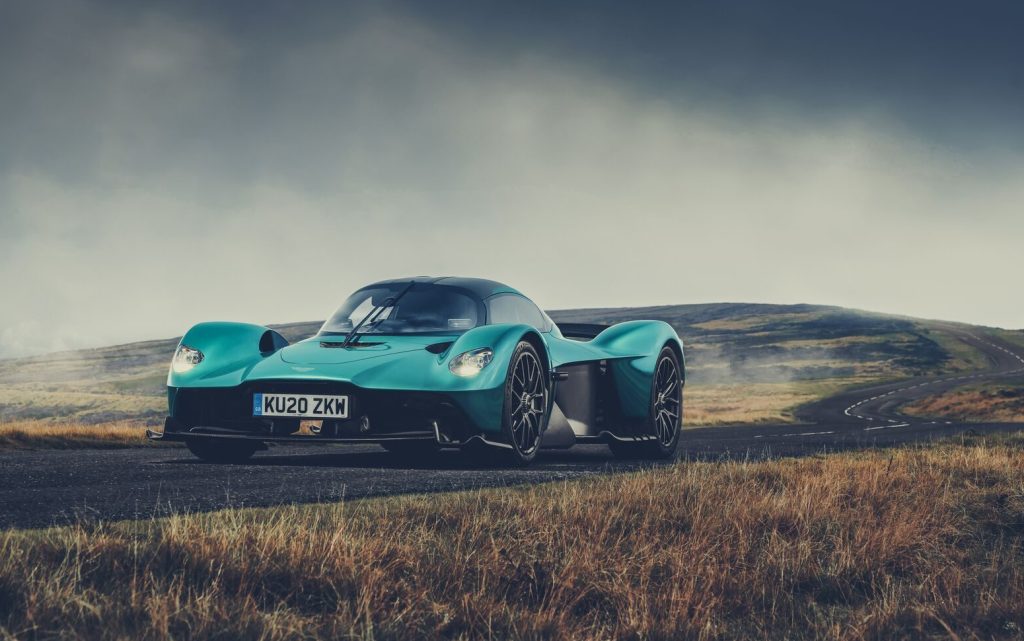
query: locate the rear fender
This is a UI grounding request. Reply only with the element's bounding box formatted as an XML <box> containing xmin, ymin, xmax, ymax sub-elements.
<box><xmin>590</xmin><ymin>321</ymin><xmax>685</xmax><ymax>419</ymax></box>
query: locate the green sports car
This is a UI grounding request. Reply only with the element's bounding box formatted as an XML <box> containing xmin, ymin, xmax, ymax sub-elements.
<box><xmin>148</xmin><ymin>277</ymin><xmax>685</xmax><ymax>466</ymax></box>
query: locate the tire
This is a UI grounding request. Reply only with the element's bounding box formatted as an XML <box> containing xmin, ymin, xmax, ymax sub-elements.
<box><xmin>610</xmin><ymin>346</ymin><xmax>683</xmax><ymax>460</ymax></box>
<box><xmin>485</xmin><ymin>340</ymin><xmax>549</xmax><ymax>467</ymax></box>
<box><xmin>186</xmin><ymin>438</ymin><xmax>259</xmax><ymax>463</ymax></box>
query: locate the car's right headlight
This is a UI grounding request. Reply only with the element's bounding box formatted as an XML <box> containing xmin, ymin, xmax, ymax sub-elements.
<box><xmin>449</xmin><ymin>348</ymin><xmax>493</xmax><ymax>377</ymax></box>
<box><xmin>172</xmin><ymin>344</ymin><xmax>204</xmax><ymax>373</ymax></box>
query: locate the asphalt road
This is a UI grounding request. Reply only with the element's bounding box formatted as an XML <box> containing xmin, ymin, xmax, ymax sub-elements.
<box><xmin>2</xmin><ymin>328</ymin><xmax>1022</xmax><ymax>530</ymax></box>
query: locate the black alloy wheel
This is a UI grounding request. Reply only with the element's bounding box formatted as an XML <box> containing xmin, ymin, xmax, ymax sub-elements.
<box><xmin>498</xmin><ymin>341</ymin><xmax>549</xmax><ymax>466</ymax></box>
<box><xmin>652</xmin><ymin>350</ymin><xmax>682</xmax><ymax>447</ymax></box>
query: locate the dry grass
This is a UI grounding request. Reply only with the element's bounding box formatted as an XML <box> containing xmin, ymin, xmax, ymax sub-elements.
<box><xmin>689</xmin><ymin>311</ymin><xmax>819</xmax><ymax>331</ymax></box>
<box><xmin>925</xmin><ymin>329</ymin><xmax>995</xmax><ymax>373</ymax></box>
<box><xmin>0</xmin><ymin>420</ymin><xmax>149</xmax><ymax>449</ymax></box>
<box><xmin>903</xmin><ymin>384</ymin><xmax>1024</xmax><ymax>423</ymax></box>
<box><xmin>3</xmin><ymin>435</ymin><xmax>1024</xmax><ymax>640</ymax></box>
<box><xmin>994</xmin><ymin>330</ymin><xmax>1024</xmax><ymax>351</ymax></box>
<box><xmin>0</xmin><ymin>385</ymin><xmax>165</xmax><ymax>424</ymax></box>
<box><xmin>685</xmin><ymin>379</ymin><xmax>857</xmax><ymax>425</ymax></box>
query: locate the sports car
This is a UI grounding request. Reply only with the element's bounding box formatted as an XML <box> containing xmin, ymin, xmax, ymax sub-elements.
<box><xmin>148</xmin><ymin>277</ymin><xmax>685</xmax><ymax>466</ymax></box>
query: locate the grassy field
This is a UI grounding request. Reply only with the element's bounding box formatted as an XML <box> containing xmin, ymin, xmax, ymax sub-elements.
<box><xmin>0</xmin><ymin>386</ymin><xmax>165</xmax><ymax>425</ymax></box>
<box><xmin>2</xmin><ymin>434</ymin><xmax>1023</xmax><ymax>640</ymax></box>
<box><xmin>902</xmin><ymin>381</ymin><xmax>1024</xmax><ymax>424</ymax></box>
<box><xmin>997</xmin><ymin>330</ymin><xmax>1024</xmax><ymax>352</ymax></box>
<box><xmin>0</xmin><ymin>322</ymin><xmax>318</xmax><ymax>425</ymax></box>
<box><xmin>684</xmin><ymin>378</ymin><xmax>859</xmax><ymax>425</ymax></box>
<box><xmin>0</xmin><ymin>420</ymin><xmax>149</xmax><ymax>449</ymax></box>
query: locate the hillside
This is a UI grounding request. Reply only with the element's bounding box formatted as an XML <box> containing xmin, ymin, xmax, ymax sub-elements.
<box><xmin>0</xmin><ymin>304</ymin><xmax>1013</xmax><ymax>426</ymax></box>
<box><xmin>551</xmin><ymin>303</ymin><xmax>962</xmax><ymax>383</ymax></box>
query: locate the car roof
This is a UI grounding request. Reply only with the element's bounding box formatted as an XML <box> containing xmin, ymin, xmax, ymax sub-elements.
<box><xmin>362</xmin><ymin>276</ymin><xmax>524</xmax><ymax>299</ymax></box>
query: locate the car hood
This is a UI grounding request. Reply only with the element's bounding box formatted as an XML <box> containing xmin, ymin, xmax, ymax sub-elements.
<box><xmin>277</xmin><ymin>335</ymin><xmax>450</xmax><ymax>365</ymax></box>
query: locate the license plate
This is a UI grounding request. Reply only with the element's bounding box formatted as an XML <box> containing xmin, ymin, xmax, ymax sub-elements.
<box><xmin>253</xmin><ymin>393</ymin><xmax>349</xmax><ymax>419</ymax></box>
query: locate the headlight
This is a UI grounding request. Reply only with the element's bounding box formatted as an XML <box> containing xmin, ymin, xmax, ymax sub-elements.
<box><xmin>449</xmin><ymin>348</ymin><xmax>493</xmax><ymax>377</ymax></box>
<box><xmin>172</xmin><ymin>344</ymin><xmax>204</xmax><ymax>373</ymax></box>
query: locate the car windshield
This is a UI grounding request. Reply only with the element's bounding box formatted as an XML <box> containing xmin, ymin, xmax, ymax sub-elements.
<box><xmin>319</xmin><ymin>283</ymin><xmax>482</xmax><ymax>336</ymax></box>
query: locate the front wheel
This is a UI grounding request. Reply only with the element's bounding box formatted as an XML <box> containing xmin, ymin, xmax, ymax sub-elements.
<box><xmin>490</xmin><ymin>341</ymin><xmax>549</xmax><ymax>466</ymax></box>
<box><xmin>186</xmin><ymin>438</ymin><xmax>259</xmax><ymax>463</ymax></box>
<box><xmin>610</xmin><ymin>346</ymin><xmax>683</xmax><ymax>460</ymax></box>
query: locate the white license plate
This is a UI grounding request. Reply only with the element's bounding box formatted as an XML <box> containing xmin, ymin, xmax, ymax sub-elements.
<box><xmin>253</xmin><ymin>393</ymin><xmax>349</xmax><ymax>418</ymax></box>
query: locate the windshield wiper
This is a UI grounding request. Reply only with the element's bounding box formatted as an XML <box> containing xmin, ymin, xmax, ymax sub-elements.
<box><xmin>341</xmin><ymin>280</ymin><xmax>416</xmax><ymax>348</ymax></box>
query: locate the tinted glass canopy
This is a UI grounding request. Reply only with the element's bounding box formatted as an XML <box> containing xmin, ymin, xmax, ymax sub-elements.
<box><xmin>320</xmin><ymin>282</ymin><xmax>483</xmax><ymax>336</ymax></box>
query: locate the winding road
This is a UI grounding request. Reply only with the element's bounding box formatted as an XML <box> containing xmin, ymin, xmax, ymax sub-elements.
<box><xmin>1</xmin><ymin>328</ymin><xmax>1022</xmax><ymax>529</ymax></box>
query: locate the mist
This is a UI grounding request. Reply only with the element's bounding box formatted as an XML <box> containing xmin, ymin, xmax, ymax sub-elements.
<box><xmin>1</xmin><ymin>1</ymin><xmax>1022</xmax><ymax>358</ymax></box>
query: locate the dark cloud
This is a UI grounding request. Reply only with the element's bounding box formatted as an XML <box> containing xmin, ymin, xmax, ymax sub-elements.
<box><xmin>0</xmin><ymin>0</ymin><xmax>1022</xmax><ymax>358</ymax></box>
<box><xmin>5</xmin><ymin>0</ymin><xmax>1022</xmax><ymax>183</ymax></box>
<box><xmin>70</xmin><ymin>0</ymin><xmax>1024</xmax><ymax>150</ymax></box>
<box><xmin>398</xmin><ymin>0</ymin><xmax>1024</xmax><ymax>150</ymax></box>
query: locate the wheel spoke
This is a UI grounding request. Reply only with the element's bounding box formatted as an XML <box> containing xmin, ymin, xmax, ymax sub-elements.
<box><xmin>514</xmin><ymin>360</ymin><xmax>526</xmax><ymax>389</ymax></box>
<box><xmin>657</xmin><ymin>361</ymin><xmax>671</xmax><ymax>385</ymax></box>
<box><xmin>511</xmin><ymin>413</ymin><xmax>523</xmax><ymax>437</ymax></box>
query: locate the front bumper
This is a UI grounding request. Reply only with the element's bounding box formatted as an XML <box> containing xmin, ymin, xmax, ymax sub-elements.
<box><xmin>148</xmin><ymin>421</ymin><xmax>435</xmax><ymax>444</ymax></box>
<box><xmin>167</xmin><ymin>380</ymin><xmax>490</xmax><ymax>440</ymax></box>
<box><xmin>148</xmin><ymin>417</ymin><xmax>512</xmax><ymax>449</ymax></box>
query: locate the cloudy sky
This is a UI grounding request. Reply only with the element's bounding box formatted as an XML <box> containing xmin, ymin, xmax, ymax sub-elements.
<box><xmin>1</xmin><ymin>0</ymin><xmax>1022</xmax><ymax>357</ymax></box>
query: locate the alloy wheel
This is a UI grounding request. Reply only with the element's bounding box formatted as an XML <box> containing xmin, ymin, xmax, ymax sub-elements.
<box><xmin>653</xmin><ymin>355</ymin><xmax>681</xmax><ymax>446</ymax></box>
<box><xmin>508</xmin><ymin>349</ymin><xmax>546</xmax><ymax>455</ymax></box>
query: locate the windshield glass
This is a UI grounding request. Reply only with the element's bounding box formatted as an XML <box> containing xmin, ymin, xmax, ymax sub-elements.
<box><xmin>319</xmin><ymin>283</ymin><xmax>482</xmax><ymax>336</ymax></box>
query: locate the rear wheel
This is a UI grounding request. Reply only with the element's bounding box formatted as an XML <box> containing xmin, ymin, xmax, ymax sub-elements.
<box><xmin>186</xmin><ymin>438</ymin><xmax>259</xmax><ymax>463</ymax></box>
<box><xmin>610</xmin><ymin>346</ymin><xmax>683</xmax><ymax>460</ymax></box>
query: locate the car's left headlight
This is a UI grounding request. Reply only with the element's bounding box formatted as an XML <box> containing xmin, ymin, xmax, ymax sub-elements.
<box><xmin>449</xmin><ymin>348</ymin><xmax>493</xmax><ymax>377</ymax></box>
<box><xmin>172</xmin><ymin>344</ymin><xmax>204</xmax><ymax>373</ymax></box>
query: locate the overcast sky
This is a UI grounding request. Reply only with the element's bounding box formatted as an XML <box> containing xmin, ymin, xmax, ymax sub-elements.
<box><xmin>1</xmin><ymin>0</ymin><xmax>1022</xmax><ymax>358</ymax></box>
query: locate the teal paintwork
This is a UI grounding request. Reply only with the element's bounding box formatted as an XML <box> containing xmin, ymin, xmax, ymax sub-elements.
<box><xmin>591</xmin><ymin>321</ymin><xmax>685</xmax><ymax>417</ymax></box>
<box><xmin>543</xmin><ymin>320</ymin><xmax>684</xmax><ymax>417</ymax></box>
<box><xmin>167</xmin><ymin>285</ymin><xmax>684</xmax><ymax>437</ymax></box>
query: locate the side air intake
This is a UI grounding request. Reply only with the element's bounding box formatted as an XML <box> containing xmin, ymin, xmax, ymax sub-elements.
<box><xmin>556</xmin><ymin>323</ymin><xmax>610</xmax><ymax>340</ymax></box>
